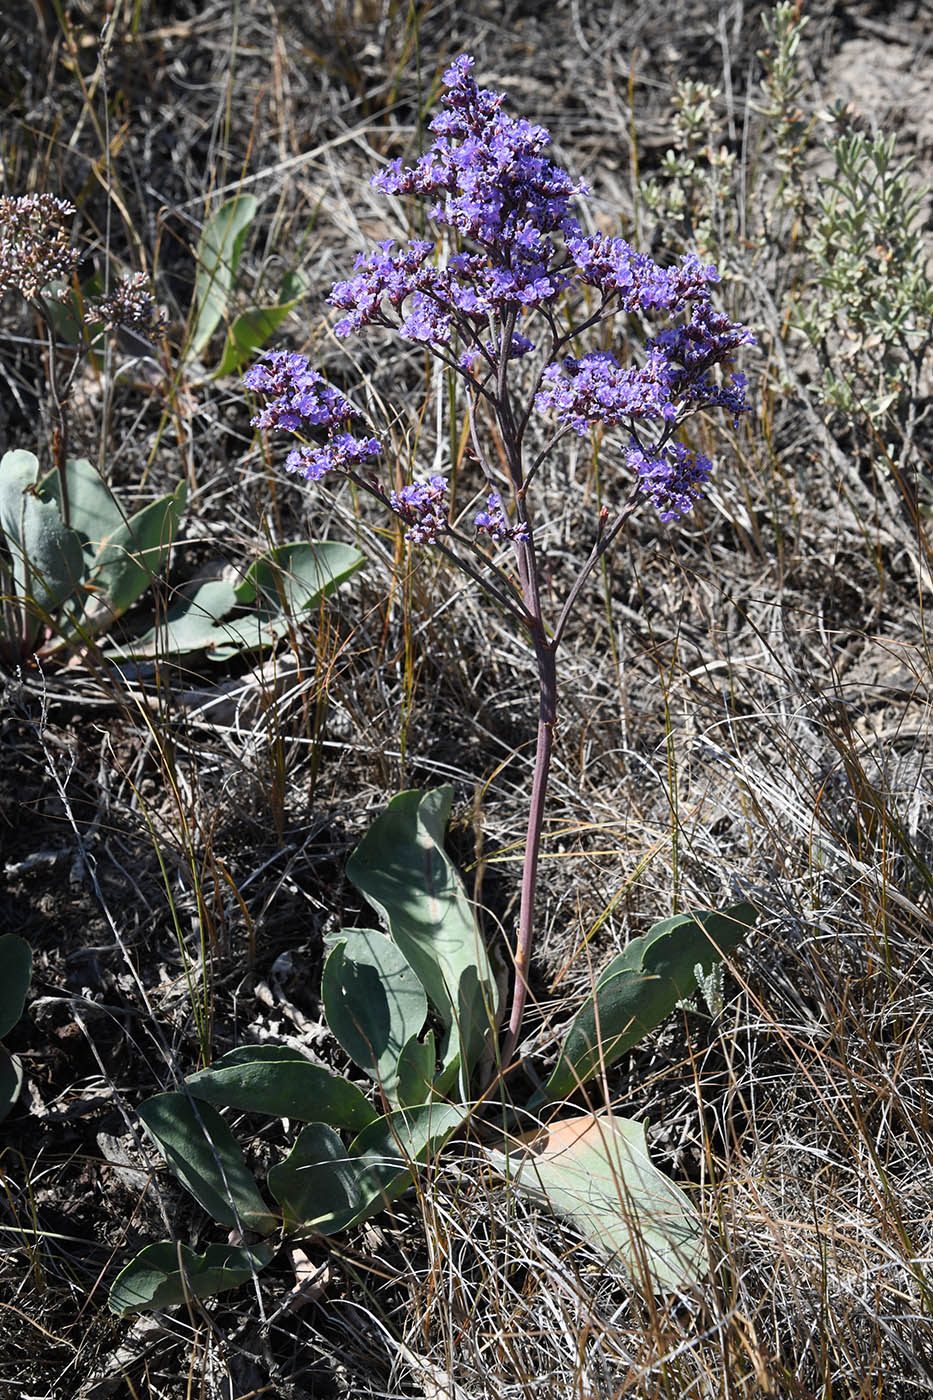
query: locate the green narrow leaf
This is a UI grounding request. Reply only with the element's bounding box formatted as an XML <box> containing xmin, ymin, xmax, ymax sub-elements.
<box><xmin>109</xmin><ymin>1240</ymin><xmax>274</xmax><ymax>1316</ymax></box>
<box><xmin>212</xmin><ymin>267</ymin><xmax>310</xmax><ymax>379</ymax></box>
<box><xmin>322</xmin><ymin>931</ymin><xmax>428</xmax><ymax>1099</ymax></box>
<box><xmin>487</xmin><ymin>1114</ymin><xmax>705</xmax><ymax>1292</ymax></box>
<box><xmin>0</xmin><ymin>934</ymin><xmax>32</xmax><ymax>1039</ymax></box>
<box><xmin>138</xmin><ymin>1091</ymin><xmax>276</xmax><ymax>1235</ymax></box>
<box><xmin>537</xmin><ymin>903</ymin><xmax>757</xmax><ymax>1105</ymax></box>
<box><xmin>268</xmin><ymin>1123</ymin><xmax>367</xmax><ymax>1236</ymax></box>
<box><xmin>185</xmin><ymin>1045</ymin><xmax>377</xmax><ymax>1134</ymax></box>
<box><xmin>188</xmin><ymin>194</ymin><xmax>258</xmax><ymax>360</ymax></box>
<box><xmin>346</xmin><ymin>788</ymin><xmax>497</xmax><ymax>1081</ymax></box>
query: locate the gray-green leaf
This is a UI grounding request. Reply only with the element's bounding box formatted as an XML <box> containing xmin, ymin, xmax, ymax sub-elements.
<box><xmin>347</xmin><ymin>788</ymin><xmax>497</xmax><ymax>1086</ymax></box>
<box><xmin>109</xmin><ymin>1240</ymin><xmax>274</xmax><ymax>1316</ymax></box>
<box><xmin>138</xmin><ymin>1091</ymin><xmax>276</xmax><ymax>1235</ymax></box>
<box><xmin>322</xmin><ymin>931</ymin><xmax>428</xmax><ymax>1100</ymax></box>
<box><xmin>90</xmin><ymin>480</ymin><xmax>187</xmax><ymax>618</ymax></box>
<box><xmin>536</xmin><ymin>903</ymin><xmax>756</xmax><ymax>1106</ymax></box>
<box><xmin>268</xmin><ymin>1122</ymin><xmax>367</xmax><ymax>1236</ymax></box>
<box><xmin>188</xmin><ymin>194</ymin><xmax>258</xmax><ymax>360</ymax></box>
<box><xmin>185</xmin><ymin>1045</ymin><xmax>377</xmax><ymax>1134</ymax></box>
<box><xmin>0</xmin><ymin>450</ymin><xmax>85</xmax><ymax>623</ymax></box>
<box><xmin>0</xmin><ymin>933</ymin><xmax>32</xmax><ymax>1039</ymax></box>
<box><xmin>486</xmin><ymin>1114</ymin><xmax>705</xmax><ymax>1292</ymax></box>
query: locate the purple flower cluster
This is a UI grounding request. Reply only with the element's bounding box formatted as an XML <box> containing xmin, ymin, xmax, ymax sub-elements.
<box><xmin>245</xmin><ymin>53</ymin><xmax>753</xmax><ymax>530</ymax></box>
<box><xmin>474</xmin><ymin>492</ymin><xmax>529</xmax><ymax>543</ymax></box>
<box><xmin>626</xmin><ymin>442</ymin><xmax>713</xmax><ymax>522</ymax></box>
<box><xmin>373</xmin><ymin>56</ymin><xmax>582</xmax><ymax>262</ymax></box>
<box><xmin>389</xmin><ymin>476</ymin><xmax>449</xmax><ymax>543</ymax></box>
<box><xmin>536</xmin><ymin>349</ymin><xmax>679</xmax><ymax>433</ymax></box>
<box><xmin>566</xmin><ymin>234</ymin><xmax>717</xmax><ymax>313</ymax></box>
<box><xmin>244</xmin><ymin>350</ymin><xmax>380</xmax><ymax>482</ymax></box>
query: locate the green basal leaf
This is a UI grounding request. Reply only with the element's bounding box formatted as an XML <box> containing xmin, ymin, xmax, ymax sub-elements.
<box><xmin>394</xmin><ymin>1030</ymin><xmax>437</xmax><ymax>1109</ymax></box>
<box><xmin>322</xmin><ymin>931</ymin><xmax>428</xmax><ymax>1100</ymax></box>
<box><xmin>188</xmin><ymin>194</ymin><xmax>258</xmax><ymax>360</ymax></box>
<box><xmin>486</xmin><ymin>1114</ymin><xmax>705</xmax><ymax>1293</ymax></box>
<box><xmin>0</xmin><ymin>933</ymin><xmax>32</xmax><ymax>1039</ymax></box>
<box><xmin>344</xmin><ymin>1100</ymin><xmax>465</xmax><ymax>1225</ymax></box>
<box><xmin>234</xmin><ymin>541</ymin><xmax>364</xmax><ymax>614</ymax></box>
<box><xmin>38</xmin><ymin>457</ymin><xmax>124</xmax><ymax>556</ymax></box>
<box><xmin>347</xmin><ymin>788</ymin><xmax>497</xmax><ymax>1088</ymax></box>
<box><xmin>269</xmin><ymin>1102</ymin><xmax>464</xmax><ymax>1238</ymax></box>
<box><xmin>112</xmin><ymin>541</ymin><xmax>364</xmax><ymax>660</ymax></box>
<box><xmin>186</xmin><ymin>1045</ymin><xmax>377</xmax><ymax>1134</ymax></box>
<box><xmin>536</xmin><ymin>903</ymin><xmax>757</xmax><ymax>1106</ymax></box>
<box><xmin>108</xmin><ymin>1239</ymin><xmax>274</xmax><ymax>1316</ymax></box>
<box><xmin>268</xmin><ymin>1122</ymin><xmax>367</xmax><ymax>1236</ymax></box>
<box><xmin>107</xmin><ymin>577</ymin><xmax>241</xmax><ymax>658</ymax></box>
<box><xmin>138</xmin><ymin>1091</ymin><xmax>277</xmax><ymax>1235</ymax></box>
<box><xmin>0</xmin><ymin>451</ymin><xmax>84</xmax><ymax>621</ymax></box>
<box><xmin>90</xmin><ymin>480</ymin><xmax>187</xmax><ymax>618</ymax></box>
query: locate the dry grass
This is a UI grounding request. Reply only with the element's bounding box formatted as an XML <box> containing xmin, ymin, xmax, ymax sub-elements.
<box><xmin>2</xmin><ymin>1</ymin><xmax>932</xmax><ymax>1396</ymax></box>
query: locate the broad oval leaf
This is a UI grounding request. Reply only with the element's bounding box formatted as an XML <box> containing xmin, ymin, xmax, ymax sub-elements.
<box><xmin>347</xmin><ymin>788</ymin><xmax>497</xmax><ymax>1085</ymax></box>
<box><xmin>138</xmin><ymin>1091</ymin><xmax>276</xmax><ymax>1235</ymax></box>
<box><xmin>268</xmin><ymin>1122</ymin><xmax>367</xmax><ymax>1236</ymax></box>
<box><xmin>394</xmin><ymin>1030</ymin><xmax>437</xmax><ymax>1109</ymax></box>
<box><xmin>108</xmin><ymin>576</ymin><xmax>240</xmax><ymax>659</ymax></box>
<box><xmin>113</xmin><ymin>542</ymin><xmax>363</xmax><ymax>660</ymax></box>
<box><xmin>538</xmin><ymin>903</ymin><xmax>757</xmax><ymax>1104</ymax></box>
<box><xmin>188</xmin><ymin>194</ymin><xmax>258</xmax><ymax>360</ymax></box>
<box><xmin>38</xmin><ymin>456</ymin><xmax>124</xmax><ymax>554</ymax></box>
<box><xmin>0</xmin><ymin>450</ymin><xmax>84</xmax><ymax>619</ymax></box>
<box><xmin>90</xmin><ymin>480</ymin><xmax>187</xmax><ymax>618</ymax></box>
<box><xmin>322</xmin><ymin>931</ymin><xmax>428</xmax><ymax>1098</ymax></box>
<box><xmin>486</xmin><ymin>1114</ymin><xmax>705</xmax><ymax>1292</ymax></box>
<box><xmin>109</xmin><ymin>1239</ymin><xmax>274</xmax><ymax>1316</ymax></box>
<box><xmin>0</xmin><ymin>933</ymin><xmax>32</xmax><ymax>1039</ymax></box>
<box><xmin>345</xmin><ymin>1101</ymin><xmax>465</xmax><ymax>1225</ymax></box>
<box><xmin>234</xmin><ymin>541</ymin><xmax>364</xmax><ymax>614</ymax></box>
<box><xmin>185</xmin><ymin>1045</ymin><xmax>377</xmax><ymax>1134</ymax></box>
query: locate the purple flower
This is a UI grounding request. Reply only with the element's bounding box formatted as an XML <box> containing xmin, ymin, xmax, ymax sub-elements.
<box><xmin>653</xmin><ymin>303</ymin><xmax>756</xmax><ymax>378</ymax></box>
<box><xmin>626</xmin><ymin>441</ymin><xmax>713</xmax><ymax>521</ymax></box>
<box><xmin>389</xmin><ymin>475</ymin><xmax>449</xmax><ymax>543</ymax></box>
<box><xmin>474</xmin><ymin>492</ymin><xmax>529</xmax><ymax>543</ymax></box>
<box><xmin>373</xmin><ymin>56</ymin><xmax>583</xmax><ymax>262</ymax></box>
<box><xmin>285</xmin><ymin>434</ymin><xmax>382</xmax><ymax>482</ymax></box>
<box><xmin>567</xmin><ymin>235</ymin><xmax>718</xmax><ymax>312</ymax></box>
<box><xmin>535</xmin><ymin>349</ymin><xmax>678</xmax><ymax>433</ymax></box>
<box><xmin>244</xmin><ymin>350</ymin><xmax>381</xmax><ymax>482</ymax></box>
<box><xmin>244</xmin><ymin>351</ymin><xmax>360</xmax><ymax>433</ymax></box>
<box><xmin>244</xmin><ymin>55</ymin><xmax>753</xmax><ymax>540</ymax></box>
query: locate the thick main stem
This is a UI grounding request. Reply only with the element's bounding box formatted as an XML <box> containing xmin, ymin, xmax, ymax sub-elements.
<box><xmin>501</xmin><ymin>631</ymin><xmax>557</xmax><ymax>1071</ymax></box>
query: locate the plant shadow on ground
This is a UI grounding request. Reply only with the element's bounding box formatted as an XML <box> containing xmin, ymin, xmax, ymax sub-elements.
<box><xmin>2</xmin><ymin>1</ymin><xmax>933</xmax><ymax>1396</ymax></box>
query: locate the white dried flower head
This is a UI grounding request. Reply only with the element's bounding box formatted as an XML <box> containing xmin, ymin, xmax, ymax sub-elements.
<box><xmin>89</xmin><ymin>271</ymin><xmax>165</xmax><ymax>335</ymax></box>
<box><xmin>0</xmin><ymin>193</ymin><xmax>79</xmax><ymax>301</ymax></box>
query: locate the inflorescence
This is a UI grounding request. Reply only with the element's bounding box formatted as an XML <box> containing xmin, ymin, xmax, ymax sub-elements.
<box><xmin>244</xmin><ymin>54</ymin><xmax>753</xmax><ymax>543</ymax></box>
